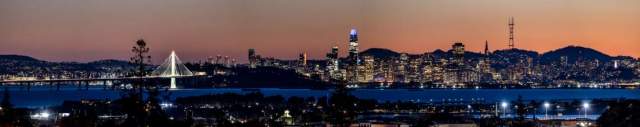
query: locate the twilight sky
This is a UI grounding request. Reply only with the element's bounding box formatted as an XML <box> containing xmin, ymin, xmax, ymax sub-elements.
<box><xmin>1</xmin><ymin>0</ymin><xmax>639</xmax><ymax>63</ymax></box>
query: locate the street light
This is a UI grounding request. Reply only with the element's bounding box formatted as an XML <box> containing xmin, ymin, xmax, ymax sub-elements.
<box><xmin>501</xmin><ymin>101</ymin><xmax>508</xmax><ymax>117</ymax></box>
<box><xmin>543</xmin><ymin>102</ymin><xmax>550</xmax><ymax>120</ymax></box>
<box><xmin>582</xmin><ymin>102</ymin><xmax>590</xmax><ymax>119</ymax></box>
<box><xmin>467</xmin><ymin>105</ymin><xmax>472</xmax><ymax>117</ymax></box>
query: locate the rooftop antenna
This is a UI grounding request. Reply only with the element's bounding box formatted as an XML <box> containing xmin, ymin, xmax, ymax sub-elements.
<box><xmin>508</xmin><ymin>17</ymin><xmax>515</xmax><ymax>49</ymax></box>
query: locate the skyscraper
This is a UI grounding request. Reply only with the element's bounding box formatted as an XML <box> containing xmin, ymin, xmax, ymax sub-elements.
<box><xmin>248</xmin><ymin>48</ymin><xmax>257</xmax><ymax>68</ymax></box>
<box><xmin>361</xmin><ymin>55</ymin><xmax>375</xmax><ymax>82</ymax></box>
<box><xmin>297</xmin><ymin>52</ymin><xmax>308</xmax><ymax>75</ymax></box>
<box><xmin>216</xmin><ymin>55</ymin><xmax>222</xmax><ymax>65</ymax></box>
<box><xmin>299</xmin><ymin>52</ymin><xmax>307</xmax><ymax>67</ymax></box>
<box><xmin>452</xmin><ymin>42</ymin><xmax>465</xmax><ymax>66</ymax></box>
<box><xmin>224</xmin><ymin>56</ymin><xmax>230</xmax><ymax>67</ymax></box>
<box><xmin>348</xmin><ymin>28</ymin><xmax>359</xmax><ymax>64</ymax></box>
<box><xmin>326</xmin><ymin>46</ymin><xmax>340</xmax><ymax>80</ymax></box>
<box><xmin>347</xmin><ymin>28</ymin><xmax>360</xmax><ymax>84</ymax></box>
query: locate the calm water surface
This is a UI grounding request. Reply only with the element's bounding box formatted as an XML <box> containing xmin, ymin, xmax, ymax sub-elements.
<box><xmin>3</xmin><ymin>87</ymin><xmax>640</xmax><ymax>108</ymax></box>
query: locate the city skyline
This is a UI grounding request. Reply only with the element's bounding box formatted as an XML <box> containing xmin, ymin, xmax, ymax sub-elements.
<box><xmin>1</xmin><ymin>0</ymin><xmax>639</xmax><ymax>64</ymax></box>
<box><xmin>1</xmin><ymin>1</ymin><xmax>640</xmax><ymax>126</ymax></box>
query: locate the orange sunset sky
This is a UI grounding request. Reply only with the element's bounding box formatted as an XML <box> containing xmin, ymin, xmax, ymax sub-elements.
<box><xmin>0</xmin><ymin>0</ymin><xmax>639</xmax><ymax>63</ymax></box>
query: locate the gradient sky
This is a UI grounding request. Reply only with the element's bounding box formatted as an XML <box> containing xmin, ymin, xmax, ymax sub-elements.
<box><xmin>1</xmin><ymin>0</ymin><xmax>639</xmax><ymax>64</ymax></box>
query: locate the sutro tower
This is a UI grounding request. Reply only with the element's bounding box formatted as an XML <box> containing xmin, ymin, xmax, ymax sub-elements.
<box><xmin>508</xmin><ymin>17</ymin><xmax>515</xmax><ymax>49</ymax></box>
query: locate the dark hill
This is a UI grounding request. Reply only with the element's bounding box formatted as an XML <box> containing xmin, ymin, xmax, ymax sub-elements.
<box><xmin>360</xmin><ymin>48</ymin><xmax>400</xmax><ymax>59</ymax></box>
<box><xmin>540</xmin><ymin>46</ymin><xmax>611</xmax><ymax>64</ymax></box>
<box><xmin>0</xmin><ymin>55</ymin><xmax>41</xmax><ymax>62</ymax></box>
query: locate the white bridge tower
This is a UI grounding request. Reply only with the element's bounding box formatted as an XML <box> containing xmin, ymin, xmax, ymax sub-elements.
<box><xmin>151</xmin><ymin>51</ymin><xmax>193</xmax><ymax>89</ymax></box>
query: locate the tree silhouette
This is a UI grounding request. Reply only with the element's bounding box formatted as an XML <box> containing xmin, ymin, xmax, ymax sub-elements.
<box><xmin>0</xmin><ymin>88</ymin><xmax>12</xmax><ymax>112</ymax></box>
<box><xmin>598</xmin><ymin>100</ymin><xmax>640</xmax><ymax>127</ymax></box>
<box><xmin>0</xmin><ymin>88</ymin><xmax>33</xmax><ymax>127</ymax></box>
<box><xmin>327</xmin><ymin>82</ymin><xmax>357</xmax><ymax>126</ymax></box>
<box><xmin>515</xmin><ymin>95</ymin><xmax>527</xmax><ymax>121</ymax></box>
<box><xmin>121</xmin><ymin>39</ymin><xmax>171</xmax><ymax>127</ymax></box>
<box><xmin>0</xmin><ymin>88</ymin><xmax>15</xmax><ymax>126</ymax></box>
<box><xmin>131</xmin><ymin>39</ymin><xmax>151</xmax><ymax>78</ymax></box>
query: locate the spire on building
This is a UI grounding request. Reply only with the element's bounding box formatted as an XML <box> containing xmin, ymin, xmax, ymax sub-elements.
<box><xmin>348</xmin><ymin>28</ymin><xmax>359</xmax><ymax>63</ymax></box>
<box><xmin>349</xmin><ymin>28</ymin><xmax>358</xmax><ymax>42</ymax></box>
<box><xmin>484</xmin><ymin>40</ymin><xmax>489</xmax><ymax>55</ymax></box>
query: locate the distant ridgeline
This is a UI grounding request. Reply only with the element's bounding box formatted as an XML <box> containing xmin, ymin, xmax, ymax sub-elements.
<box><xmin>358</xmin><ymin>46</ymin><xmax>633</xmax><ymax>63</ymax></box>
<box><xmin>361</xmin><ymin>46</ymin><xmax>639</xmax><ymax>82</ymax></box>
<box><xmin>0</xmin><ymin>55</ymin><xmax>135</xmax><ymax>80</ymax></box>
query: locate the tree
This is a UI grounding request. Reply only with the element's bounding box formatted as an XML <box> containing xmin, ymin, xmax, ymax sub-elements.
<box><xmin>129</xmin><ymin>39</ymin><xmax>152</xmax><ymax>95</ymax></box>
<box><xmin>0</xmin><ymin>88</ymin><xmax>32</xmax><ymax>127</ymax></box>
<box><xmin>0</xmin><ymin>88</ymin><xmax>12</xmax><ymax>112</ymax></box>
<box><xmin>598</xmin><ymin>100</ymin><xmax>640</xmax><ymax>127</ymax></box>
<box><xmin>131</xmin><ymin>39</ymin><xmax>151</xmax><ymax>77</ymax></box>
<box><xmin>528</xmin><ymin>100</ymin><xmax>539</xmax><ymax>120</ymax></box>
<box><xmin>515</xmin><ymin>95</ymin><xmax>527</xmax><ymax>121</ymax></box>
<box><xmin>327</xmin><ymin>82</ymin><xmax>357</xmax><ymax>126</ymax></box>
<box><xmin>512</xmin><ymin>95</ymin><xmax>535</xmax><ymax>127</ymax></box>
<box><xmin>121</xmin><ymin>39</ymin><xmax>171</xmax><ymax>127</ymax></box>
<box><xmin>0</xmin><ymin>88</ymin><xmax>15</xmax><ymax>125</ymax></box>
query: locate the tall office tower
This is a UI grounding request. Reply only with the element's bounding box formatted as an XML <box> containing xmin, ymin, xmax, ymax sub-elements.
<box><xmin>452</xmin><ymin>42</ymin><xmax>465</xmax><ymax>66</ymax></box>
<box><xmin>326</xmin><ymin>46</ymin><xmax>340</xmax><ymax>80</ymax></box>
<box><xmin>408</xmin><ymin>58</ymin><xmax>422</xmax><ymax>83</ymax></box>
<box><xmin>207</xmin><ymin>56</ymin><xmax>214</xmax><ymax>64</ymax></box>
<box><xmin>231</xmin><ymin>59</ymin><xmax>237</xmax><ymax>67</ymax></box>
<box><xmin>216</xmin><ymin>55</ymin><xmax>222</xmax><ymax>65</ymax></box>
<box><xmin>248</xmin><ymin>49</ymin><xmax>257</xmax><ymax>68</ymax></box>
<box><xmin>348</xmin><ymin>28</ymin><xmax>359</xmax><ymax>64</ymax></box>
<box><xmin>347</xmin><ymin>28</ymin><xmax>360</xmax><ymax>84</ymax></box>
<box><xmin>298</xmin><ymin>52</ymin><xmax>308</xmax><ymax>74</ymax></box>
<box><xmin>224</xmin><ymin>56</ymin><xmax>230</xmax><ymax>67</ymax></box>
<box><xmin>299</xmin><ymin>52</ymin><xmax>307</xmax><ymax>67</ymax></box>
<box><xmin>397</xmin><ymin>53</ymin><xmax>409</xmax><ymax>83</ymax></box>
<box><xmin>361</xmin><ymin>55</ymin><xmax>375</xmax><ymax>82</ymax></box>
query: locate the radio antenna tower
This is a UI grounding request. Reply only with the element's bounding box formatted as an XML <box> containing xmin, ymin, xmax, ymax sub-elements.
<box><xmin>508</xmin><ymin>17</ymin><xmax>515</xmax><ymax>49</ymax></box>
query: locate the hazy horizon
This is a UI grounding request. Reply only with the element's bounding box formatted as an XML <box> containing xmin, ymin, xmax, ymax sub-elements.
<box><xmin>1</xmin><ymin>0</ymin><xmax>639</xmax><ymax>63</ymax></box>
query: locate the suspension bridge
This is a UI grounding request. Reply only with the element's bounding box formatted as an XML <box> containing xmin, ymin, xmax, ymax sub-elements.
<box><xmin>150</xmin><ymin>51</ymin><xmax>194</xmax><ymax>89</ymax></box>
<box><xmin>0</xmin><ymin>51</ymin><xmax>197</xmax><ymax>90</ymax></box>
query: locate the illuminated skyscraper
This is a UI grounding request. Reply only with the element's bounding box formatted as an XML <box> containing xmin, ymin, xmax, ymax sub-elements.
<box><xmin>452</xmin><ymin>42</ymin><xmax>465</xmax><ymax>66</ymax></box>
<box><xmin>326</xmin><ymin>46</ymin><xmax>340</xmax><ymax>80</ymax></box>
<box><xmin>215</xmin><ymin>55</ymin><xmax>222</xmax><ymax>65</ymax></box>
<box><xmin>299</xmin><ymin>52</ymin><xmax>307</xmax><ymax>67</ymax></box>
<box><xmin>248</xmin><ymin>49</ymin><xmax>257</xmax><ymax>68</ymax></box>
<box><xmin>361</xmin><ymin>55</ymin><xmax>375</xmax><ymax>82</ymax></box>
<box><xmin>297</xmin><ymin>52</ymin><xmax>309</xmax><ymax>75</ymax></box>
<box><xmin>348</xmin><ymin>28</ymin><xmax>359</xmax><ymax>64</ymax></box>
<box><xmin>347</xmin><ymin>28</ymin><xmax>360</xmax><ymax>84</ymax></box>
<box><xmin>207</xmin><ymin>56</ymin><xmax>214</xmax><ymax>64</ymax></box>
<box><xmin>224</xmin><ymin>56</ymin><xmax>230</xmax><ymax>67</ymax></box>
